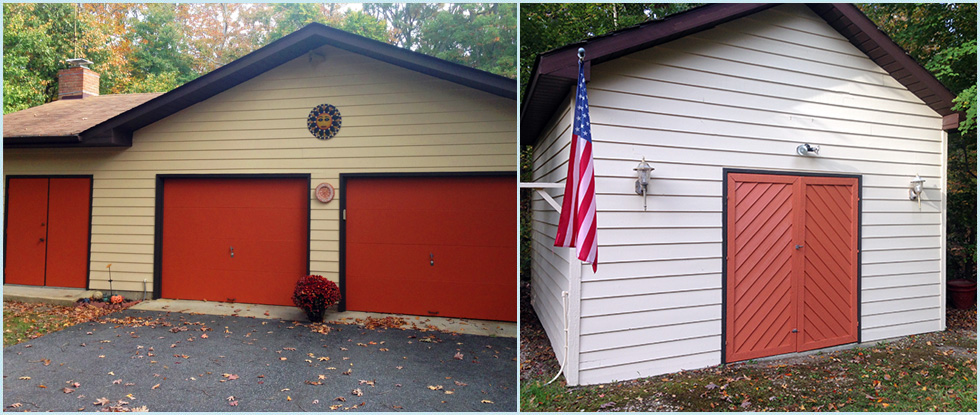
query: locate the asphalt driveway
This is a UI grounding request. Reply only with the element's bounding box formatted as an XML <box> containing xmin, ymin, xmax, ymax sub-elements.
<box><xmin>3</xmin><ymin>309</ymin><xmax>516</xmax><ymax>412</ymax></box>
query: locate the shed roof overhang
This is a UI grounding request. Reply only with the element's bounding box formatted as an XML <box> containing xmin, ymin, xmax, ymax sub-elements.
<box><xmin>6</xmin><ymin>23</ymin><xmax>516</xmax><ymax>149</ymax></box>
<box><xmin>521</xmin><ymin>3</ymin><xmax>963</xmax><ymax>146</ymax></box>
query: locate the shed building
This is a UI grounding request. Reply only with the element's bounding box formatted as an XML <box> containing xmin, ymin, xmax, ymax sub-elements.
<box><xmin>523</xmin><ymin>3</ymin><xmax>959</xmax><ymax>385</ymax></box>
<box><xmin>4</xmin><ymin>23</ymin><xmax>518</xmax><ymax>322</ymax></box>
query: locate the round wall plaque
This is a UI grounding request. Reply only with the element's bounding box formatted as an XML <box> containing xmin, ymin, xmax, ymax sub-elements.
<box><xmin>315</xmin><ymin>183</ymin><xmax>335</xmax><ymax>203</ymax></box>
<box><xmin>307</xmin><ymin>104</ymin><xmax>342</xmax><ymax>140</ymax></box>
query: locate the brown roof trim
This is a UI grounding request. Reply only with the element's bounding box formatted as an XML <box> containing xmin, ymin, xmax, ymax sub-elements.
<box><xmin>521</xmin><ymin>3</ymin><xmax>961</xmax><ymax>146</ymax></box>
<box><xmin>38</xmin><ymin>23</ymin><xmax>514</xmax><ymax>149</ymax></box>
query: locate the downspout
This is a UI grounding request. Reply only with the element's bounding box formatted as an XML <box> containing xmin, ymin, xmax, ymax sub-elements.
<box><xmin>546</xmin><ymin>290</ymin><xmax>570</xmax><ymax>385</ymax></box>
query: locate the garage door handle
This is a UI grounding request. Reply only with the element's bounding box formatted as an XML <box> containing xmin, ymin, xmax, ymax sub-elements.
<box><xmin>230</xmin><ymin>246</ymin><xmax>234</xmax><ymax>258</ymax></box>
<box><xmin>430</xmin><ymin>253</ymin><xmax>434</xmax><ymax>266</ymax></box>
<box><xmin>795</xmin><ymin>244</ymin><xmax>803</xmax><ymax>250</ymax></box>
<box><xmin>39</xmin><ymin>237</ymin><xmax>45</xmax><ymax>242</ymax></box>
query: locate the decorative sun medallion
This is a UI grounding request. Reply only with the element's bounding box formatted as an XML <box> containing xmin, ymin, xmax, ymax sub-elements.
<box><xmin>315</xmin><ymin>183</ymin><xmax>335</xmax><ymax>203</ymax></box>
<box><xmin>307</xmin><ymin>104</ymin><xmax>342</xmax><ymax>140</ymax></box>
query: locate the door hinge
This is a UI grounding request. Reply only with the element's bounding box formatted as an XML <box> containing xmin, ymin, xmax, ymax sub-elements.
<box><xmin>342</xmin><ymin>209</ymin><xmax>346</xmax><ymax>220</ymax></box>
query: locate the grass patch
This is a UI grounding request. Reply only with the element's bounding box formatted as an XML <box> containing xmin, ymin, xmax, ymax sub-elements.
<box><xmin>521</xmin><ymin>294</ymin><xmax>977</xmax><ymax>411</ymax></box>
<box><xmin>3</xmin><ymin>301</ymin><xmax>132</xmax><ymax>346</ymax></box>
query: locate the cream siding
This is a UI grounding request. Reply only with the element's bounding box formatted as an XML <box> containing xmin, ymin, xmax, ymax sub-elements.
<box><xmin>3</xmin><ymin>44</ymin><xmax>516</xmax><ymax>293</ymax></box>
<box><xmin>530</xmin><ymin>4</ymin><xmax>946</xmax><ymax>386</ymax></box>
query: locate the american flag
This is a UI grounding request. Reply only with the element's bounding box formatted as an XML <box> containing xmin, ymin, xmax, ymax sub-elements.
<box><xmin>554</xmin><ymin>53</ymin><xmax>598</xmax><ymax>272</ymax></box>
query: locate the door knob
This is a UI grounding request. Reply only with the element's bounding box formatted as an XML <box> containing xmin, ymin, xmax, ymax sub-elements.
<box><xmin>430</xmin><ymin>253</ymin><xmax>435</xmax><ymax>266</ymax></box>
<box><xmin>795</xmin><ymin>244</ymin><xmax>804</xmax><ymax>250</ymax></box>
<box><xmin>39</xmin><ymin>238</ymin><xmax>45</xmax><ymax>242</ymax></box>
<box><xmin>230</xmin><ymin>246</ymin><xmax>234</xmax><ymax>258</ymax></box>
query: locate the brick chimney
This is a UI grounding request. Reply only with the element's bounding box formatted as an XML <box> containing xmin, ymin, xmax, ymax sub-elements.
<box><xmin>57</xmin><ymin>58</ymin><xmax>99</xmax><ymax>99</ymax></box>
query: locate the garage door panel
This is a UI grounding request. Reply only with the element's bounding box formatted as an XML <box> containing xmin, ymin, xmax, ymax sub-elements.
<box><xmin>345</xmin><ymin>175</ymin><xmax>516</xmax><ymax>321</ymax></box>
<box><xmin>161</xmin><ymin>178</ymin><xmax>308</xmax><ymax>306</ymax></box>
<box><xmin>45</xmin><ymin>178</ymin><xmax>92</xmax><ymax>288</ymax></box>
<box><xmin>4</xmin><ymin>178</ymin><xmax>50</xmax><ymax>286</ymax></box>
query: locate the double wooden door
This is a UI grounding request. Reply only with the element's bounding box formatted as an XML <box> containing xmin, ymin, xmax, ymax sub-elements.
<box><xmin>725</xmin><ymin>173</ymin><xmax>859</xmax><ymax>362</ymax></box>
<box><xmin>4</xmin><ymin>177</ymin><xmax>92</xmax><ymax>288</ymax></box>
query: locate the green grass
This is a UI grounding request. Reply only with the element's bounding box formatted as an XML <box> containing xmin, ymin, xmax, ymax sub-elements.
<box><xmin>521</xmin><ymin>332</ymin><xmax>977</xmax><ymax>412</ymax></box>
<box><xmin>3</xmin><ymin>301</ymin><xmax>129</xmax><ymax>346</ymax></box>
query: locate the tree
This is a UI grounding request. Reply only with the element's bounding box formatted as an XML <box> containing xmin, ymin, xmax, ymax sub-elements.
<box><xmin>340</xmin><ymin>10</ymin><xmax>391</xmax><ymax>43</ymax></box>
<box><xmin>364</xmin><ymin>3</ymin><xmax>443</xmax><ymax>49</ymax></box>
<box><xmin>126</xmin><ymin>3</ymin><xmax>196</xmax><ymax>92</ymax></box>
<box><xmin>417</xmin><ymin>3</ymin><xmax>517</xmax><ymax>77</ymax></box>
<box><xmin>859</xmin><ymin>3</ymin><xmax>978</xmax><ymax>281</ymax></box>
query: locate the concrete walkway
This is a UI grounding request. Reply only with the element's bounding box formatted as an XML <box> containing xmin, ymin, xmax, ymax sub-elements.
<box><xmin>2</xmin><ymin>285</ymin><xmax>516</xmax><ymax>338</ymax></box>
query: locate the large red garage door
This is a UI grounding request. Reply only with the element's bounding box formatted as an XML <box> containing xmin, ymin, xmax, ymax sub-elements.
<box><xmin>726</xmin><ymin>173</ymin><xmax>859</xmax><ymax>362</ymax></box>
<box><xmin>5</xmin><ymin>177</ymin><xmax>91</xmax><ymax>288</ymax></box>
<box><xmin>160</xmin><ymin>177</ymin><xmax>308</xmax><ymax>306</ymax></box>
<box><xmin>344</xmin><ymin>175</ymin><xmax>516</xmax><ymax>322</ymax></box>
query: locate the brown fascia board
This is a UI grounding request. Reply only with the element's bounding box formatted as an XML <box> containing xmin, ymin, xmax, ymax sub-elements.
<box><xmin>521</xmin><ymin>3</ymin><xmax>963</xmax><ymax>146</ymax></box>
<box><xmin>82</xmin><ymin>23</ymin><xmax>515</xmax><ymax>144</ymax></box>
<box><xmin>4</xmin><ymin>129</ymin><xmax>132</xmax><ymax>149</ymax></box>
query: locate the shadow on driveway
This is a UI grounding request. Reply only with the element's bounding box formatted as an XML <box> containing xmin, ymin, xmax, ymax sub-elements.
<box><xmin>3</xmin><ymin>309</ymin><xmax>516</xmax><ymax>412</ymax></box>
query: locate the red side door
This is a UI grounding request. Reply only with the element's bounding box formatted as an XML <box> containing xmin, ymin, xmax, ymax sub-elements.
<box><xmin>5</xmin><ymin>177</ymin><xmax>91</xmax><ymax>288</ymax></box>
<box><xmin>344</xmin><ymin>175</ymin><xmax>517</xmax><ymax>322</ymax></box>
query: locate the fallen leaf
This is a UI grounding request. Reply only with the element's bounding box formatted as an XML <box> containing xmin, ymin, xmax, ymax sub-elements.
<box><xmin>319</xmin><ymin>357</ymin><xmax>330</xmax><ymax>361</ymax></box>
<box><xmin>352</xmin><ymin>388</ymin><xmax>363</xmax><ymax>397</ymax></box>
<box><xmin>113</xmin><ymin>379</ymin><xmax>122</xmax><ymax>385</ymax></box>
<box><xmin>454</xmin><ymin>380</ymin><xmax>467</xmax><ymax>386</ymax></box>
<box><xmin>335</xmin><ymin>396</ymin><xmax>347</xmax><ymax>402</ymax></box>
<box><xmin>9</xmin><ymin>403</ymin><xmax>23</xmax><ymax>408</ymax></box>
<box><xmin>428</xmin><ymin>385</ymin><xmax>444</xmax><ymax>391</ymax></box>
<box><xmin>312</xmin><ymin>399</ymin><xmax>319</xmax><ymax>405</ymax></box>
<box><xmin>445</xmin><ymin>390</ymin><xmax>454</xmax><ymax>395</ymax></box>
<box><xmin>63</xmin><ymin>387</ymin><xmax>76</xmax><ymax>394</ymax></box>
<box><xmin>358</xmin><ymin>379</ymin><xmax>375</xmax><ymax>386</ymax></box>
<box><xmin>453</xmin><ymin>352</ymin><xmax>464</xmax><ymax>360</ymax></box>
<box><xmin>330</xmin><ymin>404</ymin><xmax>342</xmax><ymax>410</ymax></box>
<box><xmin>223</xmin><ymin>373</ymin><xmax>239</xmax><ymax>380</ymax></box>
<box><xmin>287</xmin><ymin>396</ymin><xmax>292</xmax><ymax>401</ymax></box>
<box><xmin>94</xmin><ymin>397</ymin><xmax>111</xmax><ymax>406</ymax></box>
<box><xmin>279</xmin><ymin>357</ymin><xmax>287</xmax><ymax>361</ymax></box>
<box><xmin>152</xmin><ymin>384</ymin><xmax>160</xmax><ymax>390</ymax></box>
<box><xmin>201</xmin><ymin>334</ymin><xmax>208</xmax><ymax>339</ymax></box>
<box><xmin>342</xmin><ymin>369</ymin><xmax>352</xmax><ymax>375</ymax></box>
<box><xmin>229</xmin><ymin>401</ymin><xmax>238</xmax><ymax>407</ymax></box>
<box><xmin>481</xmin><ymin>400</ymin><xmax>494</xmax><ymax>404</ymax></box>
<box><xmin>19</xmin><ymin>376</ymin><xmax>30</xmax><ymax>380</ymax></box>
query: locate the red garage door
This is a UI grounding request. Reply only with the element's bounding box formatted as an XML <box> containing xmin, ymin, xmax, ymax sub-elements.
<box><xmin>344</xmin><ymin>175</ymin><xmax>516</xmax><ymax>321</ymax></box>
<box><xmin>4</xmin><ymin>177</ymin><xmax>91</xmax><ymax>288</ymax></box>
<box><xmin>160</xmin><ymin>177</ymin><xmax>308</xmax><ymax>306</ymax></box>
<box><xmin>726</xmin><ymin>173</ymin><xmax>859</xmax><ymax>362</ymax></box>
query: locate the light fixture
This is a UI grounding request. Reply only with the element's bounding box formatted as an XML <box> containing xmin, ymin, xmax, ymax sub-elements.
<box><xmin>796</xmin><ymin>143</ymin><xmax>820</xmax><ymax>156</ymax></box>
<box><xmin>909</xmin><ymin>174</ymin><xmax>925</xmax><ymax>208</ymax></box>
<box><xmin>633</xmin><ymin>157</ymin><xmax>654</xmax><ymax>211</ymax></box>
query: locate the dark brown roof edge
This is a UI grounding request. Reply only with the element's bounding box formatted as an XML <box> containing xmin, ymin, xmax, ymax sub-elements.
<box><xmin>77</xmin><ymin>23</ymin><xmax>515</xmax><ymax>146</ymax></box>
<box><xmin>521</xmin><ymin>3</ymin><xmax>961</xmax><ymax>146</ymax></box>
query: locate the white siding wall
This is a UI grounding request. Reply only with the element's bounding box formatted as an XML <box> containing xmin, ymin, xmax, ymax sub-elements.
<box><xmin>533</xmin><ymin>4</ymin><xmax>946</xmax><ymax>385</ymax></box>
<box><xmin>528</xmin><ymin>96</ymin><xmax>583</xmax><ymax>385</ymax></box>
<box><xmin>3</xmin><ymin>44</ymin><xmax>516</xmax><ymax>293</ymax></box>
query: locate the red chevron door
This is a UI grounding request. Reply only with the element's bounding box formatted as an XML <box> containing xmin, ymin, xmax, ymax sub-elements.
<box><xmin>799</xmin><ymin>177</ymin><xmax>859</xmax><ymax>351</ymax></box>
<box><xmin>726</xmin><ymin>173</ymin><xmax>858</xmax><ymax>362</ymax></box>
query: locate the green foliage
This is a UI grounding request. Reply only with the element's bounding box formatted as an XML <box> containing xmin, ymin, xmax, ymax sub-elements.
<box><xmin>340</xmin><ymin>10</ymin><xmax>390</xmax><ymax>43</ymax></box>
<box><xmin>3</xmin><ymin>3</ymin><xmax>82</xmax><ymax>113</ymax></box>
<box><xmin>127</xmin><ymin>4</ymin><xmax>197</xmax><ymax>91</ymax></box>
<box><xmin>364</xmin><ymin>3</ymin><xmax>443</xmax><ymax>49</ymax></box>
<box><xmin>417</xmin><ymin>3</ymin><xmax>517</xmax><ymax>77</ymax></box>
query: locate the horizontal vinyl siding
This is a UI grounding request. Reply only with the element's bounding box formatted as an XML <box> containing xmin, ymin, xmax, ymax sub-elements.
<box><xmin>573</xmin><ymin>4</ymin><xmax>944</xmax><ymax>384</ymax></box>
<box><xmin>529</xmin><ymin>95</ymin><xmax>576</xmax><ymax>378</ymax></box>
<box><xmin>3</xmin><ymin>44</ymin><xmax>516</xmax><ymax>293</ymax></box>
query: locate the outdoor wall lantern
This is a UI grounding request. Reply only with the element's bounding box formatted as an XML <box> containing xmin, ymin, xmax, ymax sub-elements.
<box><xmin>909</xmin><ymin>174</ymin><xmax>925</xmax><ymax>208</ymax></box>
<box><xmin>634</xmin><ymin>157</ymin><xmax>655</xmax><ymax>211</ymax></box>
<box><xmin>796</xmin><ymin>143</ymin><xmax>820</xmax><ymax>156</ymax></box>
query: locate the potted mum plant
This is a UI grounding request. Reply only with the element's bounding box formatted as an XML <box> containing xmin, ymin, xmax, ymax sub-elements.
<box><xmin>293</xmin><ymin>275</ymin><xmax>342</xmax><ymax>322</ymax></box>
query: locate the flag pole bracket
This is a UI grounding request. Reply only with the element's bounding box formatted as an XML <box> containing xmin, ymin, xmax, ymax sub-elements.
<box><xmin>520</xmin><ymin>182</ymin><xmax>564</xmax><ymax>213</ymax></box>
